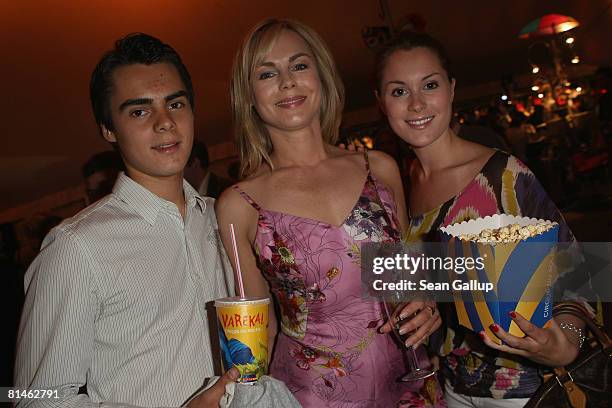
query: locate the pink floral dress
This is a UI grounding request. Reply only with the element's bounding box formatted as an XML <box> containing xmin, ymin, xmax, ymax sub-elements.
<box><xmin>234</xmin><ymin>154</ymin><xmax>445</xmax><ymax>407</ymax></box>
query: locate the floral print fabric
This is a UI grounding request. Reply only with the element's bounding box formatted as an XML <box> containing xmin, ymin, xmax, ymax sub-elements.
<box><xmin>235</xmin><ymin>156</ymin><xmax>445</xmax><ymax>407</ymax></box>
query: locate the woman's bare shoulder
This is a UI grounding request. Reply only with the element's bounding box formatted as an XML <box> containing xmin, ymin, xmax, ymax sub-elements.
<box><xmin>365</xmin><ymin>150</ymin><xmax>402</xmax><ymax>181</ymax></box>
<box><xmin>218</xmin><ymin>161</ymin><xmax>279</xmax><ymax>212</ymax></box>
<box><xmin>216</xmin><ymin>175</ymin><xmax>263</xmax><ymax>218</ymax></box>
<box><xmin>327</xmin><ymin>144</ymin><xmax>365</xmax><ymax>160</ymax></box>
<box><xmin>326</xmin><ymin>146</ymin><xmax>398</xmax><ymax>171</ymax></box>
<box><xmin>464</xmin><ymin>142</ymin><xmax>496</xmax><ymax>163</ymax></box>
<box><xmin>216</xmin><ymin>182</ymin><xmax>246</xmax><ymax>215</ymax></box>
<box><xmin>324</xmin><ymin>145</ymin><xmax>371</xmax><ymax>172</ymax></box>
<box><xmin>365</xmin><ymin>150</ymin><xmax>405</xmax><ymax>199</ymax></box>
<box><xmin>450</xmin><ymin>141</ymin><xmax>496</xmax><ymax>172</ymax></box>
<box><xmin>366</xmin><ymin>149</ymin><xmax>399</xmax><ymax>167</ymax></box>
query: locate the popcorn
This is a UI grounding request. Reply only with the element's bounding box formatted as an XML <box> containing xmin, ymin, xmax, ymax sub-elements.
<box><xmin>458</xmin><ymin>222</ymin><xmax>555</xmax><ymax>243</ymax></box>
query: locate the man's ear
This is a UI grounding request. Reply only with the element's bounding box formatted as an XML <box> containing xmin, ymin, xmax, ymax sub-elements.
<box><xmin>450</xmin><ymin>78</ymin><xmax>456</xmax><ymax>103</ymax></box>
<box><xmin>375</xmin><ymin>90</ymin><xmax>387</xmax><ymax>115</ymax></box>
<box><xmin>101</xmin><ymin>125</ymin><xmax>117</xmax><ymax>143</ymax></box>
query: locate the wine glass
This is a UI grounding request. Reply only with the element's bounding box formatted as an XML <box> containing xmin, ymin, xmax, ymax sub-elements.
<box><xmin>382</xmin><ymin>298</ymin><xmax>436</xmax><ymax>382</ymax></box>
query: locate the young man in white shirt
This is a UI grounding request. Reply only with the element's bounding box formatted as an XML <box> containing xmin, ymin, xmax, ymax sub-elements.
<box><xmin>14</xmin><ymin>33</ymin><xmax>237</xmax><ymax>408</ymax></box>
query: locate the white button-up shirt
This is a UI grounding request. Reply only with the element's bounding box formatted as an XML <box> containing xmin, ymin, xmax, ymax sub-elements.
<box><xmin>15</xmin><ymin>173</ymin><xmax>234</xmax><ymax>407</ymax></box>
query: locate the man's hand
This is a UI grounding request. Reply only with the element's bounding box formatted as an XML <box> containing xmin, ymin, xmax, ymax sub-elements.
<box><xmin>337</xmin><ymin>141</ymin><xmax>365</xmax><ymax>152</ymax></box>
<box><xmin>187</xmin><ymin>367</ymin><xmax>239</xmax><ymax>408</ymax></box>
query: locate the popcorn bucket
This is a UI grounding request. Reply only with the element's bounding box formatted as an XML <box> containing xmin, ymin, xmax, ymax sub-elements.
<box><xmin>440</xmin><ymin>215</ymin><xmax>559</xmax><ymax>344</ymax></box>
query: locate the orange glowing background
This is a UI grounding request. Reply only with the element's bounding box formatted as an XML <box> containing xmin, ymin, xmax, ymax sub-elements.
<box><xmin>1</xmin><ymin>0</ymin><xmax>611</xmax><ymax>212</ymax></box>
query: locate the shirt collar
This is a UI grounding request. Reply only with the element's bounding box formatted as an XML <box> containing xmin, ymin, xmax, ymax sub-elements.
<box><xmin>183</xmin><ymin>177</ymin><xmax>207</xmax><ymax>212</ymax></box>
<box><xmin>197</xmin><ymin>171</ymin><xmax>212</xmax><ymax>197</ymax></box>
<box><xmin>113</xmin><ymin>172</ymin><xmax>207</xmax><ymax>226</ymax></box>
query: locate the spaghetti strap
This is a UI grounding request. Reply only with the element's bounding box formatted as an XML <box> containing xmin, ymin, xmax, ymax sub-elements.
<box><xmin>233</xmin><ymin>185</ymin><xmax>261</xmax><ymax>211</ymax></box>
<box><xmin>364</xmin><ymin>151</ymin><xmax>399</xmax><ymax>242</ymax></box>
<box><xmin>363</xmin><ymin>150</ymin><xmax>371</xmax><ymax>174</ymax></box>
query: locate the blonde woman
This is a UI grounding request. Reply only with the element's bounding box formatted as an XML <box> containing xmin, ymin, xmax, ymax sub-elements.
<box><xmin>216</xmin><ymin>19</ymin><xmax>444</xmax><ymax>407</ymax></box>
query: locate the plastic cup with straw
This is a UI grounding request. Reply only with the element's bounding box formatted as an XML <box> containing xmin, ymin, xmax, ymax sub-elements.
<box><xmin>214</xmin><ymin>223</ymin><xmax>270</xmax><ymax>383</ymax></box>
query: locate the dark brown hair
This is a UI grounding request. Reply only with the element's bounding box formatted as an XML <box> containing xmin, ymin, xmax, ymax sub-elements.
<box><xmin>90</xmin><ymin>33</ymin><xmax>194</xmax><ymax>133</ymax></box>
<box><xmin>375</xmin><ymin>31</ymin><xmax>453</xmax><ymax>92</ymax></box>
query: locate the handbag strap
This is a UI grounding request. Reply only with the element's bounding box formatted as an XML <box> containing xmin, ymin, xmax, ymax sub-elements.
<box><xmin>550</xmin><ymin>366</ymin><xmax>587</xmax><ymax>408</ymax></box>
<box><xmin>549</xmin><ymin>302</ymin><xmax>612</xmax><ymax>408</ymax></box>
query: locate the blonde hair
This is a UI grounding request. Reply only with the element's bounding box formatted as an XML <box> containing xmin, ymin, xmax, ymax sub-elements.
<box><xmin>231</xmin><ymin>18</ymin><xmax>345</xmax><ymax>178</ymax></box>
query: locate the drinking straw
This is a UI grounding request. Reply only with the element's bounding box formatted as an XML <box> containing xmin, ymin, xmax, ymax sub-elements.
<box><xmin>229</xmin><ymin>223</ymin><xmax>246</xmax><ymax>299</ymax></box>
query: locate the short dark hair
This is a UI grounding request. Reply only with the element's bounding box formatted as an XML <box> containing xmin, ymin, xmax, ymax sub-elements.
<box><xmin>81</xmin><ymin>150</ymin><xmax>124</xmax><ymax>178</ymax></box>
<box><xmin>375</xmin><ymin>31</ymin><xmax>453</xmax><ymax>93</ymax></box>
<box><xmin>89</xmin><ymin>33</ymin><xmax>194</xmax><ymax>132</ymax></box>
<box><xmin>188</xmin><ymin>140</ymin><xmax>210</xmax><ymax>169</ymax></box>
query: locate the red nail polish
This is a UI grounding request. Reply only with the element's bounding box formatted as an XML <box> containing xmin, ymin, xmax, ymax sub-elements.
<box><xmin>490</xmin><ymin>324</ymin><xmax>499</xmax><ymax>333</ymax></box>
<box><xmin>509</xmin><ymin>311</ymin><xmax>516</xmax><ymax>319</ymax></box>
<box><xmin>479</xmin><ymin>332</ymin><xmax>485</xmax><ymax>340</ymax></box>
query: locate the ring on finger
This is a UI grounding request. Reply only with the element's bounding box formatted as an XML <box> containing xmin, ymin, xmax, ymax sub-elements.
<box><xmin>426</xmin><ymin>306</ymin><xmax>436</xmax><ymax>317</ymax></box>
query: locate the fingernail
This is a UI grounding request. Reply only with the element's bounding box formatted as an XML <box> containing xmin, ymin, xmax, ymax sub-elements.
<box><xmin>398</xmin><ymin>327</ymin><xmax>408</xmax><ymax>335</ymax></box>
<box><xmin>405</xmin><ymin>340</ymin><xmax>413</xmax><ymax>348</ymax></box>
<box><xmin>509</xmin><ymin>311</ymin><xmax>516</xmax><ymax>319</ymax></box>
<box><xmin>490</xmin><ymin>324</ymin><xmax>499</xmax><ymax>333</ymax></box>
<box><xmin>377</xmin><ymin>326</ymin><xmax>383</xmax><ymax>334</ymax></box>
<box><xmin>479</xmin><ymin>331</ymin><xmax>485</xmax><ymax>340</ymax></box>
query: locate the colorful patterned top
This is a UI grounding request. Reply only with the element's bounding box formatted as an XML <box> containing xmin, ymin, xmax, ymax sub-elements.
<box><xmin>234</xmin><ymin>154</ymin><xmax>445</xmax><ymax>407</ymax></box>
<box><xmin>406</xmin><ymin>150</ymin><xmax>574</xmax><ymax>399</ymax></box>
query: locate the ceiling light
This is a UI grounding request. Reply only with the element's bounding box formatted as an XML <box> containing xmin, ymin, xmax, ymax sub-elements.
<box><xmin>571</xmin><ymin>56</ymin><xmax>580</xmax><ymax>64</ymax></box>
<box><xmin>538</xmin><ymin>93</ymin><xmax>544</xmax><ymax>99</ymax></box>
<box><xmin>565</xmin><ymin>37</ymin><xmax>575</xmax><ymax>44</ymax></box>
<box><xmin>532</xmin><ymin>66</ymin><xmax>540</xmax><ymax>74</ymax></box>
<box><xmin>532</xmin><ymin>85</ymin><xmax>540</xmax><ymax>91</ymax></box>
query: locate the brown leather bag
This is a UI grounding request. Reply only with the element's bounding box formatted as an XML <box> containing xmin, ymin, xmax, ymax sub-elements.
<box><xmin>525</xmin><ymin>303</ymin><xmax>612</xmax><ymax>408</ymax></box>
